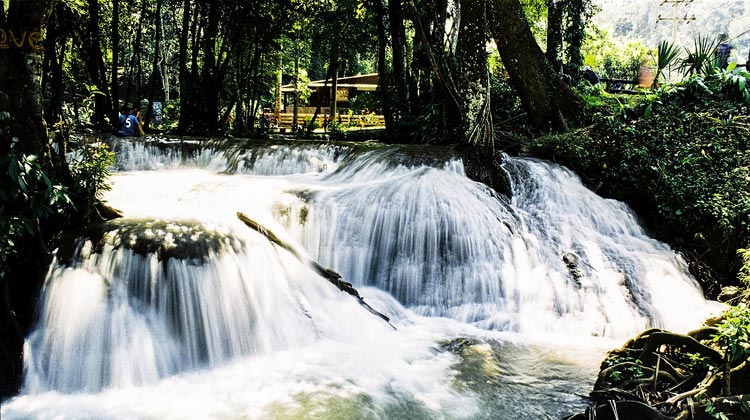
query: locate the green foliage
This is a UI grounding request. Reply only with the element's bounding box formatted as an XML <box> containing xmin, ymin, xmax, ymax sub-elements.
<box><xmin>603</xmin><ymin>356</ymin><xmax>643</xmax><ymax>382</ymax></box>
<box><xmin>329</xmin><ymin>120</ymin><xmax>346</xmax><ymax>140</ymax></box>
<box><xmin>712</xmin><ymin>304</ymin><xmax>750</xmax><ymax>367</ymax></box>
<box><xmin>682</xmin><ymin>35</ymin><xmax>719</xmax><ymax>77</ymax></box>
<box><xmin>69</xmin><ymin>142</ymin><xmax>115</xmax><ymax>203</ymax></box>
<box><xmin>348</xmin><ymin>92</ymin><xmax>380</xmax><ymax>114</ymax></box>
<box><xmin>738</xmin><ymin>249</ymin><xmax>750</xmax><ymax>287</ymax></box>
<box><xmin>490</xmin><ymin>75</ymin><xmax>524</xmax><ymax>125</ymax></box>
<box><xmin>303</xmin><ymin>116</ymin><xmax>320</xmax><ymax>130</ymax></box>
<box><xmin>704</xmin><ymin>400</ymin><xmax>731</xmax><ymax>420</ymax></box>
<box><xmin>0</xmin><ymin>154</ymin><xmax>74</xmax><ymax>277</ymax></box>
<box><xmin>715</xmin><ymin>64</ymin><xmax>750</xmax><ymax>105</ymax></box>
<box><xmin>582</xmin><ymin>26</ymin><xmax>650</xmax><ymax>80</ymax></box>
<box><xmin>534</xmin><ymin>70</ymin><xmax>750</xmax><ymax>281</ymax></box>
<box><xmin>563</xmin><ymin>0</ymin><xmax>596</xmax><ymax>75</ymax></box>
<box><xmin>654</xmin><ymin>40</ymin><xmax>681</xmax><ymax>87</ymax></box>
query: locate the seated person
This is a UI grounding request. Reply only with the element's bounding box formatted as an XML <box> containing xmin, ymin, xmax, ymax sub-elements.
<box><xmin>116</xmin><ymin>105</ymin><xmax>144</xmax><ymax>137</ymax></box>
<box><xmin>582</xmin><ymin>66</ymin><xmax>600</xmax><ymax>85</ymax></box>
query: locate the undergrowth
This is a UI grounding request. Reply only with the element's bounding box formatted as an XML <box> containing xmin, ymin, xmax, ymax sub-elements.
<box><xmin>532</xmin><ymin>68</ymin><xmax>750</xmax><ymax>287</ymax></box>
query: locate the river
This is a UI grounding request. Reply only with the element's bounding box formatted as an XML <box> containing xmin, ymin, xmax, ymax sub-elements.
<box><xmin>0</xmin><ymin>138</ymin><xmax>720</xmax><ymax>419</ymax></box>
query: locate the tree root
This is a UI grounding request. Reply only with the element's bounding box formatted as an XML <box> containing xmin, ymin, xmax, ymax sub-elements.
<box><xmin>579</xmin><ymin>321</ymin><xmax>750</xmax><ymax>420</ymax></box>
<box><xmin>636</xmin><ymin>332</ymin><xmax>723</xmax><ymax>366</ymax></box>
<box><xmin>674</xmin><ymin>394</ymin><xmax>750</xmax><ymax>420</ymax></box>
<box><xmin>236</xmin><ymin>212</ymin><xmax>395</xmax><ymax>329</ymax></box>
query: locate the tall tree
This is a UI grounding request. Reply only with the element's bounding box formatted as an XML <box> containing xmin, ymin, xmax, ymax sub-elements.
<box><xmin>144</xmin><ymin>0</ymin><xmax>163</xmax><ymax>130</ymax></box>
<box><xmin>457</xmin><ymin>0</ymin><xmax>493</xmax><ymax>149</ymax></box>
<box><xmin>0</xmin><ymin>0</ymin><xmax>55</xmax><ymax>156</ymax></box>
<box><xmin>488</xmin><ymin>0</ymin><xmax>582</xmax><ymax>130</ymax></box>
<box><xmin>0</xmin><ymin>0</ymin><xmax>63</xmax><ymax>398</ymax></box>
<box><xmin>112</xmin><ymin>0</ymin><xmax>120</xmax><ymax>120</ymax></box>
<box><xmin>387</xmin><ymin>0</ymin><xmax>412</xmax><ymax>122</ymax></box>
<box><xmin>177</xmin><ymin>0</ymin><xmax>191</xmax><ymax>132</ymax></box>
<box><xmin>81</xmin><ymin>0</ymin><xmax>113</xmax><ymax>127</ymax></box>
<box><xmin>546</xmin><ymin>0</ymin><xmax>564</xmax><ymax>72</ymax></box>
<box><xmin>41</xmin><ymin>2</ymin><xmax>72</xmax><ymax>125</ymax></box>
<box><xmin>563</xmin><ymin>0</ymin><xmax>592</xmax><ymax>76</ymax></box>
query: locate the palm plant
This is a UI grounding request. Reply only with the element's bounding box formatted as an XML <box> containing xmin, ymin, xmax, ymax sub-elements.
<box><xmin>654</xmin><ymin>40</ymin><xmax>681</xmax><ymax>88</ymax></box>
<box><xmin>681</xmin><ymin>35</ymin><xmax>719</xmax><ymax>77</ymax></box>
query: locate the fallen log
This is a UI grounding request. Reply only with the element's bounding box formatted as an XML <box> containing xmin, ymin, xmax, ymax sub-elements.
<box><xmin>237</xmin><ymin>212</ymin><xmax>395</xmax><ymax>329</ymax></box>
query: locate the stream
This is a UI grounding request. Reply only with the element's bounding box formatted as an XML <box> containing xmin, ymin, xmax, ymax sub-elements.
<box><xmin>0</xmin><ymin>138</ymin><xmax>721</xmax><ymax>419</ymax></box>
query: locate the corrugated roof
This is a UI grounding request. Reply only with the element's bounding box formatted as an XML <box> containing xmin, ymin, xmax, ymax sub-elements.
<box><xmin>281</xmin><ymin>73</ymin><xmax>378</xmax><ymax>92</ymax></box>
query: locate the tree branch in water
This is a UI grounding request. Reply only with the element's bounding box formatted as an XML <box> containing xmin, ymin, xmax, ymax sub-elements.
<box><xmin>236</xmin><ymin>212</ymin><xmax>395</xmax><ymax>329</ymax></box>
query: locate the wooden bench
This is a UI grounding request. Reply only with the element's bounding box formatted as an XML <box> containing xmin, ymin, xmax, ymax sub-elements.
<box><xmin>600</xmin><ymin>78</ymin><xmax>642</xmax><ymax>94</ymax></box>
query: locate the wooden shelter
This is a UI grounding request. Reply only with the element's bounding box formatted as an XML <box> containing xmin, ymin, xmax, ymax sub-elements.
<box><xmin>280</xmin><ymin>73</ymin><xmax>378</xmax><ymax>114</ymax></box>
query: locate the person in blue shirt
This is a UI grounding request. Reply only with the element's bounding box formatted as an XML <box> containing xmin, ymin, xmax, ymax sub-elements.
<box><xmin>716</xmin><ymin>34</ymin><xmax>733</xmax><ymax>70</ymax></box>
<box><xmin>116</xmin><ymin>105</ymin><xmax>144</xmax><ymax>137</ymax></box>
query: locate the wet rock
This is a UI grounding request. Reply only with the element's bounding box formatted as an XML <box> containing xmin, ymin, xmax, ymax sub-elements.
<box><xmin>59</xmin><ymin>219</ymin><xmax>242</xmax><ymax>264</ymax></box>
<box><xmin>440</xmin><ymin>337</ymin><xmax>484</xmax><ymax>353</ymax></box>
<box><xmin>563</xmin><ymin>252</ymin><xmax>585</xmax><ymax>282</ymax></box>
<box><xmin>717</xmin><ymin>286</ymin><xmax>741</xmax><ymax>302</ymax></box>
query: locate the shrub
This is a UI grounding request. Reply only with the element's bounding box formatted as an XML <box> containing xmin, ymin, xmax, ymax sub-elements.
<box><xmin>0</xmin><ymin>154</ymin><xmax>74</xmax><ymax>277</ymax></box>
<box><xmin>533</xmin><ymin>68</ymin><xmax>750</xmax><ymax>283</ymax></box>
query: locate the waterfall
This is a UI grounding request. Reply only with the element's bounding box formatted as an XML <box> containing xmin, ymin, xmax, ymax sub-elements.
<box><xmin>112</xmin><ymin>137</ymin><xmax>345</xmax><ymax>175</ymax></box>
<box><xmin>289</xmin><ymin>150</ymin><xmax>716</xmax><ymax>338</ymax></box>
<box><xmin>2</xmin><ymin>139</ymin><xmax>720</xmax><ymax>419</ymax></box>
<box><xmin>23</xmin><ymin>220</ymin><xmax>396</xmax><ymax>394</ymax></box>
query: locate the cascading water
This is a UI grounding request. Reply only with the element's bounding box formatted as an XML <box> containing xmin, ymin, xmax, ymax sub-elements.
<box><xmin>292</xmin><ymin>150</ymin><xmax>715</xmax><ymax>339</ymax></box>
<box><xmin>1</xmin><ymin>138</ymin><xmax>721</xmax><ymax>419</ymax></box>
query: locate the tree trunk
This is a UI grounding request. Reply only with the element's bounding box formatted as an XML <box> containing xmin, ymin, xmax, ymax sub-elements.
<box><xmin>177</xmin><ymin>0</ymin><xmax>191</xmax><ymax>133</ymax></box>
<box><xmin>144</xmin><ymin>0</ymin><xmax>163</xmax><ymax>130</ymax></box>
<box><xmin>248</xmin><ymin>53</ymin><xmax>264</xmax><ymax>131</ymax></box>
<box><xmin>374</xmin><ymin>0</ymin><xmax>395</xmax><ymax>136</ymax></box>
<box><xmin>197</xmin><ymin>0</ymin><xmax>221</xmax><ymax>134</ymax></box>
<box><xmin>0</xmin><ymin>0</ymin><xmax>54</xmax><ymax>156</ymax></box>
<box><xmin>135</xmin><ymin>0</ymin><xmax>148</xmax><ymax>105</ymax></box>
<box><xmin>563</xmin><ymin>0</ymin><xmax>588</xmax><ymax>76</ymax></box>
<box><xmin>42</xmin><ymin>4</ymin><xmax>66</xmax><ymax>124</ymax></box>
<box><xmin>111</xmin><ymin>0</ymin><xmax>120</xmax><ymax>119</ymax></box>
<box><xmin>546</xmin><ymin>0</ymin><xmax>563</xmax><ymax>72</ymax></box>
<box><xmin>274</xmin><ymin>52</ymin><xmax>282</xmax><ymax>120</ymax></box>
<box><xmin>305</xmin><ymin>74</ymin><xmax>330</xmax><ymax>136</ymax></box>
<box><xmin>233</xmin><ymin>49</ymin><xmax>247</xmax><ymax>136</ymax></box>
<box><xmin>0</xmin><ymin>0</ymin><xmax>56</xmax><ymax>398</ymax></box>
<box><xmin>293</xmin><ymin>34</ymin><xmax>300</xmax><ymax>133</ymax></box>
<box><xmin>124</xmin><ymin>0</ymin><xmax>144</xmax><ymax>108</ymax></box>
<box><xmin>83</xmin><ymin>0</ymin><xmax>112</xmax><ymax>127</ymax></box>
<box><xmin>329</xmin><ymin>42</ymin><xmax>339</xmax><ymax>121</ymax></box>
<box><xmin>458</xmin><ymin>0</ymin><xmax>493</xmax><ymax>150</ymax></box>
<box><xmin>387</xmin><ymin>0</ymin><xmax>412</xmax><ymax>119</ymax></box>
<box><xmin>487</xmin><ymin>0</ymin><xmax>582</xmax><ymax>131</ymax></box>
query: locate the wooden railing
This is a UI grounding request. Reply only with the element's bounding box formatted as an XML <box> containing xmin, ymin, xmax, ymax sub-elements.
<box><xmin>276</xmin><ymin>113</ymin><xmax>385</xmax><ymax>129</ymax></box>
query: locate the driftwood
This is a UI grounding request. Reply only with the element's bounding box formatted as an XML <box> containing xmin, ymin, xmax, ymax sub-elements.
<box><xmin>237</xmin><ymin>212</ymin><xmax>395</xmax><ymax>329</ymax></box>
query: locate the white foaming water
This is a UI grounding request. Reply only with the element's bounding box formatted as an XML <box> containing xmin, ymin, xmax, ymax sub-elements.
<box><xmin>113</xmin><ymin>138</ymin><xmax>227</xmax><ymax>171</ymax></box>
<box><xmin>113</xmin><ymin>137</ymin><xmax>344</xmax><ymax>175</ymax></box>
<box><xmin>295</xmin><ymin>151</ymin><xmax>719</xmax><ymax>339</ymax></box>
<box><xmin>1</xmin><ymin>139</ymin><xmax>720</xmax><ymax>419</ymax></box>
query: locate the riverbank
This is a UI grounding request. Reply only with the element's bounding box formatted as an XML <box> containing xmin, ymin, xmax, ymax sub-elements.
<box><xmin>518</xmin><ymin>74</ymin><xmax>750</xmax><ymax>420</ymax></box>
<box><xmin>526</xmin><ymin>74</ymin><xmax>750</xmax><ymax>295</ymax></box>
